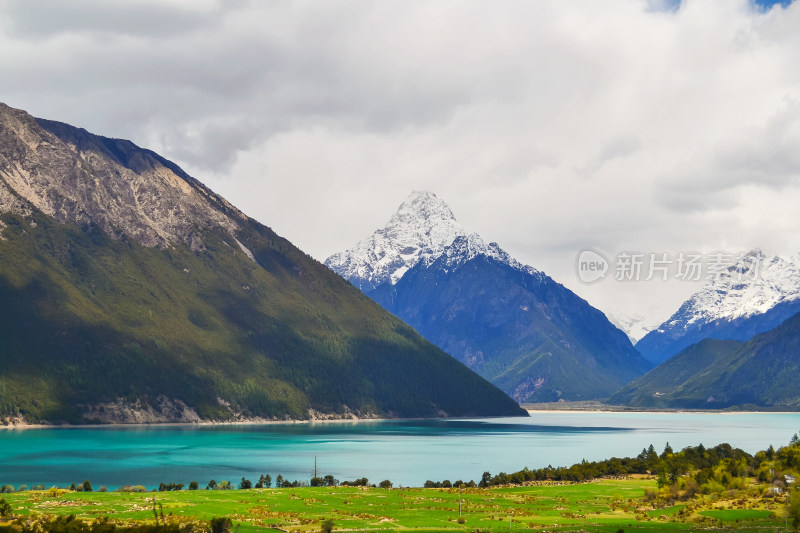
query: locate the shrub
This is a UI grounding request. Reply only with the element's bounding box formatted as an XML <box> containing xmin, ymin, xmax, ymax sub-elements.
<box><xmin>116</xmin><ymin>485</ymin><xmax>147</xmax><ymax>493</ymax></box>
<box><xmin>210</xmin><ymin>517</ymin><xmax>232</xmax><ymax>533</ymax></box>
<box><xmin>0</xmin><ymin>498</ymin><xmax>11</xmax><ymax>518</ymax></box>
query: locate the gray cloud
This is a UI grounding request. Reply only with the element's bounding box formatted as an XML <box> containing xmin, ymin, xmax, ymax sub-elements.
<box><xmin>2</xmin><ymin>0</ymin><xmax>799</xmax><ymax>324</ymax></box>
<box><xmin>0</xmin><ymin>0</ymin><xmax>227</xmax><ymax>39</ymax></box>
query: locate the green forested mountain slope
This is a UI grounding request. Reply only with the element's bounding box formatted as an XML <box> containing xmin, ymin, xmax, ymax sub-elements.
<box><xmin>609</xmin><ymin>311</ymin><xmax>800</xmax><ymax>409</ymax></box>
<box><xmin>0</xmin><ymin>103</ymin><xmax>525</xmax><ymax>423</ymax></box>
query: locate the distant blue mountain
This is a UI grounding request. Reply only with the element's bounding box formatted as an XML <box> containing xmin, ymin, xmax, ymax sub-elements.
<box><xmin>635</xmin><ymin>251</ymin><xmax>800</xmax><ymax>364</ymax></box>
<box><xmin>612</xmin><ymin>310</ymin><xmax>800</xmax><ymax>410</ymax></box>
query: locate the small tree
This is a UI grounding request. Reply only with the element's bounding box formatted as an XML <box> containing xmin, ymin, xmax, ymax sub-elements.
<box><xmin>0</xmin><ymin>497</ymin><xmax>12</xmax><ymax>518</ymax></box>
<box><xmin>790</xmin><ymin>488</ymin><xmax>800</xmax><ymax>529</ymax></box>
<box><xmin>82</xmin><ymin>480</ymin><xmax>93</xmax><ymax>492</ymax></box>
<box><xmin>276</xmin><ymin>474</ymin><xmax>283</xmax><ymax>487</ymax></box>
<box><xmin>240</xmin><ymin>477</ymin><xmax>252</xmax><ymax>490</ymax></box>
<box><xmin>656</xmin><ymin>467</ymin><xmax>669</xmax><ymax>488</ymax></box>
<box><xmin>661</xmin><ymin>442</ymin><xmax>673</xmax><ymax>458</ymax></box>
<box><xmin>379</xmin><ymin>479</ymin><xmax>392</xmax><ymax>489</ymax></box>
<box><xmin>310</xmin><ymin>477</ymin><xmax>324</xmax><ymax>487</ymax></box>
<box><xmin>207</xmin><ymin>479</ymin><xmax>217</xmax><ymax>490</ymax></box>
<box><xmin>189</xmin><ymin>481</ymin><xmax>199</xmax><ymax>490</ymax></box>
<box><xmin>264</xmin><ymin>474</ymin><xmax>272</xmax><ymax>488</ymax></box>
<box><xmin>320</xmin><ymin>518</ymin><xmax>334</xmax><ymax>533</ymax></box>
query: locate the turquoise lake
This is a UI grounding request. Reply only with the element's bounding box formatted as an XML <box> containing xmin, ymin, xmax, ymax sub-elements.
<box><xmin>1</xmin><ymin>412</ymin><xmax>798</xmax><ymax>489</ymax></box>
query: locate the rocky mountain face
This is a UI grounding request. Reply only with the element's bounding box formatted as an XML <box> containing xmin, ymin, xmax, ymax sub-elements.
<box><xmin>635</xmin><ymin>251</ymin><xmax>800</xmax><ymax>364</ymax></box>
<box><xmin>0</xmin><ymin>105</ymin><xmax>241</xmax><ymax>250</ymax></box>
<box><xmin>327</xmin><ymin>193</ymin><xmax>651</xmax><ymax>403</ymax></box>
<box><xmin>0</xmin><ymin>103</ymin><xmax>526</xmax><ymax>424</ymax></box>
<box><xmin>611</xmin><ymin>310</ymin><xmax>800</xmax><ymax>409</ymax></box>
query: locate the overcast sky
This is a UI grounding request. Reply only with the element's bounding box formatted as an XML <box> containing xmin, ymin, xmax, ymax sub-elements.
<box><xmin>2</xmin><ymin>0</ymin><xmax>799</xmax><ymax>331</ymax></box>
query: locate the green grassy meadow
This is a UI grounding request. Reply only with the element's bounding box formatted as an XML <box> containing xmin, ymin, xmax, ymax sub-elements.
<box><xmin>0</xmin><ymin>478</ymin><xmax>788</xmax><ymax>532</ymax></box>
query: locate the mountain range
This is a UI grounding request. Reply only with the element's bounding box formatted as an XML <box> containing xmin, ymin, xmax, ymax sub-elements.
<box><xmin>635</xmin><ymin>251</ymin><xmax>800</xmax><ymax>364</ymax></box>
<box><xmin>327</xmin><ymin>192</ymin><xmax>652</xmax><ymax>403</ymax></box>
<box><xmin>0</xmin><ymin>103</ymin><xmax>525</xmax><ymax>424</ymax></box>
<box><xmin>611</xmin><ymin>309</ymin><xmax>800</xmax><ymax>409</ymax></box>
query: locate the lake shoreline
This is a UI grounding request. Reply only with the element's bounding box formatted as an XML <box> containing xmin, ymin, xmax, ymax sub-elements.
<box><xmin>0</xmin><ymin>414</ymin><xmax>394</xmax><ymax>431</ymax></box>
<box><xmin>522</xmin><ymin>401</ymin><xmax>800</xmax><ymax>414</ymax></box>
<box><xmin>3</xmin><ymin>405</ymin><xmax>798</xmax><ymax>431</ymax></box>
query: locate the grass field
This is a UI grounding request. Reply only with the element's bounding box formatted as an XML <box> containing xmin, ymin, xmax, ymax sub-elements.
<box><xmin>0</xmin><ymin>478</ymin><xmax>789</xmax><ymax>532</ymax></box>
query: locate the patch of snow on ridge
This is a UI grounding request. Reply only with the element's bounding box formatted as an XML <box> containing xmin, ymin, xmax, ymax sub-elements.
<box><xmin>430</xmin><ymin>233</ymin><xmax>540</xmax><ymax>274</ymax></box>
<box><xmin>234</xmin><ymin>238</ymin><xmax>256</xmax><ymax>263</ymax></box>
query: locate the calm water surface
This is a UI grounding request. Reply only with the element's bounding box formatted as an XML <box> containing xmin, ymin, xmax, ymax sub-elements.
<box><xmin>1</xmin><ymin>412</ymin><xmax>798</xmax><ymax>488</ymax></box>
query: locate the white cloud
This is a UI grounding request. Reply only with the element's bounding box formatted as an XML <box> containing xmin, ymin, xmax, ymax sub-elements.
<box><xmin>2</xmin><ymin>0</ymin><xmax>799</xmax><ymax>325</ymax></box>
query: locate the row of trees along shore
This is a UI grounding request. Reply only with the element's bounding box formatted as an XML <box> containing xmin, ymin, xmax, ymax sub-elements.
<box><xmin>0</xmin><ymin>475</ymin><xmax>391</xmax><ymax>494</ymax></box>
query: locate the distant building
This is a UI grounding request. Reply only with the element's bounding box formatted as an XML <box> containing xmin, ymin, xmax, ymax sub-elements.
<box><xmin>785</xmin><ymin>475</ymin><xmax>796</xmax><ymax>485</ymax></box>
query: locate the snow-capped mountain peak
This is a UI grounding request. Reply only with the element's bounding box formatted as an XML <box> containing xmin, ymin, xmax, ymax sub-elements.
<box><xmin>665</xmin><ymin>250</ymin><xmax>800</xmax><ymax>329</ymax></box>
<box><xmin>324</xmin><ymin>191</ymin><xmax>467</xmax><ymax>290</ymax></box>
<box><xmin>636</xmin><ymin>249</ymin><xmax>800</xmax><ymax>364</ymax></box>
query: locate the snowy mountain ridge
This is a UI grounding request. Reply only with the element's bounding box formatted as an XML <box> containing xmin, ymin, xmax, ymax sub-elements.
<box><xmin>659</xmin><ymin>250</ymin><xmax>800</xmax><ymax>331</ymax></box>
<box><xmin>325</xmin><ymin>191</ymin><xmax>537</xmax><ymax>289</ymax></box>
<box><xmin>424</xmin><ymin>232</ymin><xmax>542</xmax><ymax>277</ymax></box>
<box><xmin>635</xmin><ymin>249</ymin><xmax>800</xmax><ymax>364</ymax></box>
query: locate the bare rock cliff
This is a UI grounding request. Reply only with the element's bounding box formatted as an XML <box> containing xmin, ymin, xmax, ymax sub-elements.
<box><xmin>0</xmin><ymin>103</ymin><xmax>243</xmax><ymax>250</ymax></box>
